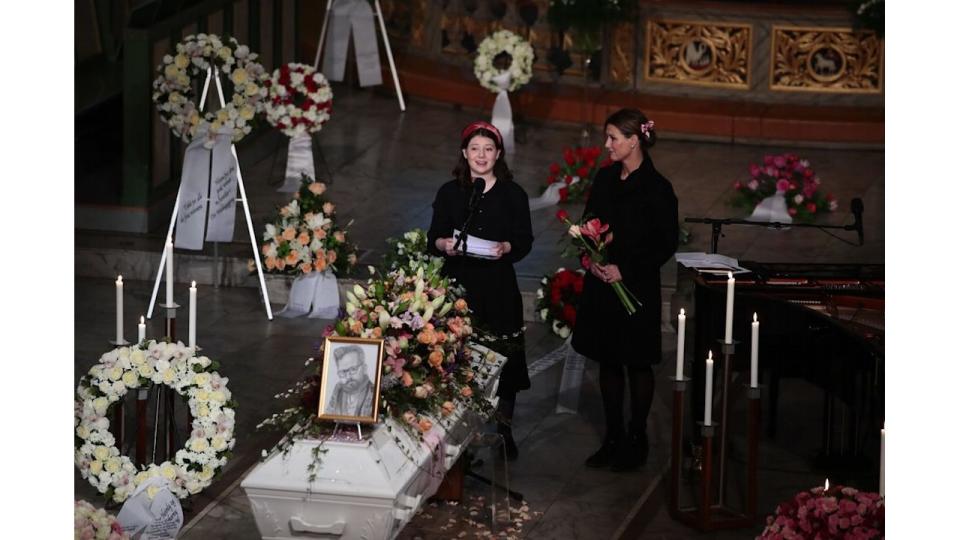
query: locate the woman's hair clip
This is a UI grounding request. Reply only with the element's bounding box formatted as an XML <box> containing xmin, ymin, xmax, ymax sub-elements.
<box><xmin>640</xmin><ymin>120</ymin><xmax>655</xmax><ymax>138</ymax></box>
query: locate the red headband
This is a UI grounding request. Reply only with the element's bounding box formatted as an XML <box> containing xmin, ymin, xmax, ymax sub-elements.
<box><xmin>461</xmin><ymin>121</ymin><xmax>502</xmax><ymax>147</ymax></box>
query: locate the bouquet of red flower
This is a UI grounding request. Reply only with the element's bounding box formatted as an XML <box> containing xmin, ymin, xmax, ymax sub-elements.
<box><xmin>731</xmin><ymin>153</ymin><xmax>838</xmax><ymax>222</ymax></box>
<box><xmin>757</xmin><ymin>482</ymin><xmax>884</xmax><ymax>540</ymax></box>
<box><xmin>556</xmin><ymin>209</ymin><xmax>640</xmax><ymax>315</ymax></box>
<box><xmin>541</xmin><ymin>146</ymin><xmax>611</xmax><ymax>203</ymax></box>
<box><xmin>536</xmin><ymin>267</ymin><xmax>585</xmax><ymax>339</ymax></box>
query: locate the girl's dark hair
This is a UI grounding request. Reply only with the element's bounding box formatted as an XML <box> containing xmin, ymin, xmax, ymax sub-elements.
<box><xmin>605</xmin><ymin>108</ymin><xmax>657</xmax><ymax>150</ymax></box>
<box><xmin>452</xmin><ymin>127</ymin><xmax>514</xmax><ymax>188</ymax></box>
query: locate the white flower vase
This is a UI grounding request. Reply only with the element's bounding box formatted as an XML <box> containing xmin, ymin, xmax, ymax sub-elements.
<box><xmin>279</xmin><ymin>132</ymin><xmax>315</xmax><ymax>192</ymax></box>
<box><xmin>748</xmin><ymin>190</ymin><xmax>793</xmax><ymax>224</ymax></box>
<box><xmin>490</xmin><ymin>71</ymin><xmax>515</xmax><ymax>153</ymax></box>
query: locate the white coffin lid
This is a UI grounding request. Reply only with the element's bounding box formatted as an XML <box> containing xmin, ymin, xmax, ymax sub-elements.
<box><xmin>242</xmin><ymin>344</ymin><xmax>505</xmax><ymax>499</ymax></box>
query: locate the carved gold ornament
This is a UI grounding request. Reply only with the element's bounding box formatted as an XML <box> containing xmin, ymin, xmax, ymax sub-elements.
<box><xmin>645</xmin><ymin>19</ymin><xmax>752</xmax><ymax>89</ymax></box>
<box><xmin>770</xmin><ymin>26</ymin><xmax>883</xmax><ymax>93</ymax></box>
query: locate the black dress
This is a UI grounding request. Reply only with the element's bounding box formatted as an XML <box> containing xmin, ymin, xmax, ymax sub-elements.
<box><xmin>428</xmin><ymin>178</ymin><xmax>533</xmax><ymax>395</ymax></box>
<box><xmin>571</xmin><ymin>157</ymin><xmax>679</xmax><ymax>367</ymax></box>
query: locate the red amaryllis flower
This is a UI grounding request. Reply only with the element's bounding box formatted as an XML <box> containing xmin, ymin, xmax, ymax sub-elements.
<box><xmin>580</xmin><ymin>218</ymin><xmax>609</xmax><ymax>243</ymax></box>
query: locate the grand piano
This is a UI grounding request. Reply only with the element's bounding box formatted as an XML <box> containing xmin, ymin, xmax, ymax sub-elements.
<box><xmin>672</xmin><ymin>261</ymin><xmax>884</xmax><ymax>466</ymax></box>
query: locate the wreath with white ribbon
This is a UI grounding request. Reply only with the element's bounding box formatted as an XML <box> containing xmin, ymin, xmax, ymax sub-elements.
<box><xmin>152</xmin><ymin>33</ymin><xmax>266</xmax><ymax>146</ymax></box>
<box><xmin>74</xmin><ymin>341</ymin><xmax>236</xmax><ymax>503</ymax></box>
<box><xmin>474</xmin><ymin>30</ymin><xmax>535</xmax><ymax>93</ymax></box>
<box><xmin>264</xmin><ymin>62</ymin><xmax>334</xmax><ymax>137</ymax></box>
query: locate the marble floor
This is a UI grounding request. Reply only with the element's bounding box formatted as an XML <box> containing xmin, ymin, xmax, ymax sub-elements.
<box><xmin>74</xmin><ymin>82</ymin><xmax>884</xmax><ymax>538</ymax></box>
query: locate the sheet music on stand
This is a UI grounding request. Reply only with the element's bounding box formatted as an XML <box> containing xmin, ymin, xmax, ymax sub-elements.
<box><xmin>453</xmin><ymin>229</ymin><xmax>500</xmax><ymax>259</ymax></box>
<box><xmin>676</xmin><ymin>252</ymin><xmax>750</xmax><ymax>275</ymax></box>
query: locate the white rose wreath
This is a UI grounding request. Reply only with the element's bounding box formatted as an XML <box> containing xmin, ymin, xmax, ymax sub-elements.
<box><xmin>152</xmin><ymin>33</ymin><xmax>267</xmax><ymax>147</ymax></box>
<box><xmin>473</xmin><ymin>29</ymin><xmax>535</xmax><ymax>93</ymax></box>
<box><xmin>74</xmin><ymin>340</ymin><xmax>236</xmax><ymax>503</ymax></box>
<box><xmin>264</xmin><ymin>62</ymin><xmax>334</xmax><ymax>137</ymax></box>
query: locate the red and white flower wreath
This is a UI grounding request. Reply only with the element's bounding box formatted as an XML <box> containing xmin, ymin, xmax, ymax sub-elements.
<box><xmin>264</xmin><ymin>62</ymin><xmax>334</xmax><ymax>137</ymax></box>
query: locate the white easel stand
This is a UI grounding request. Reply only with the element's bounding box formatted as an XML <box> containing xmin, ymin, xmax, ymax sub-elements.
<box><xmin>147</xmin><ymin>67</ymin><xmax>273</xmax><ymax>320</ymax></box>
<box><xmin>313</xmin><ymin>0</ymin><xmax>406</xmax><ymax>112</ymax></box>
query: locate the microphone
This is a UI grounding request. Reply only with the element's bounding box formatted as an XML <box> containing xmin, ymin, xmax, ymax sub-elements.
<box><xmin>851</xmin><ymin>198</ymin><xmax>864</xmax><ymax>246</ymax></box>
<box><xmin>468</xmin><ymin>177</ymin><xmax>485</xmax><ymax>210</ymax></box>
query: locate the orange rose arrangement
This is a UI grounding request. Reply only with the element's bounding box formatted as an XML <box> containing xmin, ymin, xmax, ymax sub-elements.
<box><xmin>257</xmin><ymin>174</ymin><xmax>357</xmax><ymax>277</ymax></box>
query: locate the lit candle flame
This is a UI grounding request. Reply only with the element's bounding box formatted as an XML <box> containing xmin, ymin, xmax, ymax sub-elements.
<box><xmin>728</xmin><ymin>271</ymin><xmax>733</xmax><ymax>279</ymax></box>
<box><xmin>753</xmin><ymin>312</ymin><xmax>758</xmax><ymax>322</ymax></box>
<box><xmin>824</xmin><ymin>479</ymin><xmax>830</xmax><ymax>491</ymax></box>
<box><xmin>708</xmin><ymin>350</ymin><xmax>713</xmax><ymax>360</ymax></box>
<box><xmin>140</xmin><ymin>316</ymin><xmax>145</xmax><ymax>324</ymax></box>
<box><xmin>191</xmin><ymin>280</ymin><xmax>197</xmax><ymax>288</ymax></box>
<box><xmin>680</xmin><ymin>308</ymin><xmax>685</xmax><ymax>316</ymax></box>
<box><xmin>116</xmin><ymin>275</ymin><xmax>123</xmax><ymax>284</ymax></box>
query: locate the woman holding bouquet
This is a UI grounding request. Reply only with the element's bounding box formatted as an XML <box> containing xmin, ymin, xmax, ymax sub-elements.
<box><xmin>428</xmin><ymin>121</ymin><xmax>534</xmax><ymax>460</ymax></box>
<box><xmin>572</xmin><ymin>109</ymin><xmax>679</xmax><ymax>471</ymax></box>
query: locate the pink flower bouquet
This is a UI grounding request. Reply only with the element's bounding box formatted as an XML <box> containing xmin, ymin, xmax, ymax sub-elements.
<box><xmin>731</xmin><ymin>153</ymin><xmax>838</xmax><ymax>222</ymax></box>
<box><xmin>757</xmin><ymin>483</ymin><xmax>884</xmax><ymax>539</ymax></box>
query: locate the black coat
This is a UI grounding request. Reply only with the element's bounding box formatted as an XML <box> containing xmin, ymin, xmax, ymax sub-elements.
<box><xmin>427</xmin><ymin>178</ymin><xmax>534</xmax><ymax>395</ymax></box>
<box><xmin>571</xmin><ymin>157</ymin><xmax>679</xmax><ymax>367</ymax></box>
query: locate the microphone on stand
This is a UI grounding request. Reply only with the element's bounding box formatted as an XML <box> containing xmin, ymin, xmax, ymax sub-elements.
<box><xmin>454</xmin><ymin>178</ymin><xmax>487</xmax><ymax>253</ymax></box>
<box><xmin>851</xmin><ymin>198</ymin><xmax>864</xmax><ymax>246</ymax></box>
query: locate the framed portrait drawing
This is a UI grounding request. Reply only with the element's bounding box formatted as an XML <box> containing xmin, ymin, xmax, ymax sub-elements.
<box><xmin>317</xmin><ymin>336</ymin><xmax>385</xmax><ymax>424</ymax></box>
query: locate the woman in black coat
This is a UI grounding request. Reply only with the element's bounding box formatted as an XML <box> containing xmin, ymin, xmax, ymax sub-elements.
<box><xmin>428</xmin><ymin>121</ymin><xmax>534</xmax><ymax>460</ymax></box>
<box><xmin>571</xmin><ymin>109</ymin><xmax>679</xmax><ymax>471</ymax></box>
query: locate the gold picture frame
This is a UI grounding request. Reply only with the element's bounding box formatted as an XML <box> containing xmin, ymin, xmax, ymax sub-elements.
<box><xmin>317</xmin><ymin>336</ymin><xmax>385</xmax><ymax>424</ymax></box>
<box><xmin>644</xmin><ymin>18</ymin><xmax>753</xmax><ymax>90</ymax></box>
<box><xmin>769</xmin><ymin>25</ymin><xmax>884</xmax><ymax>94</ymax></box>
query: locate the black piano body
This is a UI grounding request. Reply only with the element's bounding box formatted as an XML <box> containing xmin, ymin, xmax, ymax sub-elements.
<box><xmin>673</xmin><ymin>262</ymin><xmax>884</xmax><ymax>469</ymax></box>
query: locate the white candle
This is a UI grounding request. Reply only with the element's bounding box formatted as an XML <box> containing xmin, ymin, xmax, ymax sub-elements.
<box><xmin>724</xmin><ymin>272</ymin><xmax>735</xmax><ymax>344</ymax></box>
<box><xmin>189</xmin><ymin>280</ymin><xmax>197</xmax><ymax>349</ymax></box>
<box><xmin>676</xmin><ymin>309</ymin><xmax>686</xmax><ymax>380</ymax></box>
<box><xmin>880</xmin><ymin>426</ymin><xmax>885</xmax><ymax>497</ymax></box>
<box><xmin>115</xmin><ymin>275</ymin><xmax>124</xmax><ymax>343</ymax></box>
<box><xmin>165</xmin><ymin>240</ymin><xmax>174</xmax><ymax>306</ymax></box>
<box><xmin>138</xmin><ymin>316</ymin><xmax>146</xmax><ymax>343</ymax></box>
<box><xmin>704</xmin><ymin>351</ymin><xmax>714</xmax><ymax>426</ymax></box>
<box><xmin>824</xmin><ymin>478</ymin><xmax>830</xmax><ymax>492</ymax></box>
<box><xmin>750</xmin><ymin>313</ymin><xmax>759</xmax><ymax>388</ymax></box>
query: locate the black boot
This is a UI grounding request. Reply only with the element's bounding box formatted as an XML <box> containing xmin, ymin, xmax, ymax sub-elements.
<box><xmin>497</xmin><ymin>424</ymin><xmax>519</xmax><ymax>461</ymax></box>
<box><xmin>585</xmin><ymin>437</ymin><xmax>620</xmax><ymax>468</ymax></box>
<box><xmin>610</xmin><ymin>430</ymin><xmax>649</xmax><ymax>472</ymax></box>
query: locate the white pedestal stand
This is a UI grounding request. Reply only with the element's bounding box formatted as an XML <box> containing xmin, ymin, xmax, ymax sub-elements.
<box><xmin>313</xmin><ymin>0</ymin><xmax>406</xmax><ymax>112</ymax></box>
<box><xmin>146</xmin><ymin>67</ymin><xmax>273</xmax><ymax>320</ymax></box>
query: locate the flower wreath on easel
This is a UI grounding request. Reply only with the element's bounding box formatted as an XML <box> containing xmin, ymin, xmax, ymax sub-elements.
<box><xmin>473</xmin><ymin>29</ymin><xmax>535</xmax><ymax>93</ymax></box>
<box><xmin>152</xmin><ymin>33</ymin><xmax>267</xmax><ymax>147</ymax></box>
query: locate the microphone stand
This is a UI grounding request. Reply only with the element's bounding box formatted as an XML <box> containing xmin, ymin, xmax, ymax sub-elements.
<box><xmin>453</xmin><ymin>184</ymin><xmax>485</xmax><ymax>255</ymax></box>
<box><xmin>686</xmin><ymin>198</ymin><xmax>864</xmax><ymax>253</ymax></box>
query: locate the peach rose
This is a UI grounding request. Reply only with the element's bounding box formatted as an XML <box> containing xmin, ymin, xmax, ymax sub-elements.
<box><xmin>308</xmin><ymin>182</ymin><xmax>326</xmax><ymax>195</ymax></box>
<box><xmin>417</xmin><ymin>324</ymin><xmax>436</xmax><ymax>345</ymax></box>
<box><xmin>447</xmin><ymin>317</ymin><xmax>464</xmax><ymax>336</ymax></box>
<box><xmin>349</xmin><ymin>320</ymin><xmax>363</xmax><ymax>334</ymax></box>
<box><xmin>313</xmin><ymin>227</ymin><xmax>327</xmax><ymax>239</ymax></box>
<box><xmin>300</xmin><ymin>262</ymin><xmax>313</xmax><ymax>274</ymax></box>
<box><xmin>282</xmin><ymin>227</ymin><xmax>296</xmax><ymax>241</ymax></box>
<box><xmin>265</xmin><ymin>256</ymin><xmax>276</xmax><ymax>270</ymax></box>
<box><xmin>460</xmin><ymin>386</ymin><xmax>473</xmax><ymax>398</ymax></box>
<box><xmin>297</xmin><ymin>232</ymin><xmax>310</xmax><ymax>246</ymax></box>
<box><xmin>428</xmin><ymin>350</ymin><xmax>444</xmax><ymax>369</ymax></box>
<box><xmin>285</xmin><ymin>251</ymin><xmax>299</xmax><ymax>265</ymax></box>
<box><xmin>323</xmin><ymin>202</ymin><xmax>335</xmax><ymax>214</ymax></box>
<box><xmin>314</xmin><ymin>257</ymin><xmax>327</xmax><ymax>272</ymax></box>
<box><xmin>400</xmin><ymin>291</ymin><xmax>414</xmax><ymax>302</ymax></box>
<box><xmin>418</xmin><ymin>418</ymin><xmax>433</xmax><ymax>433</ymax></box>
<box><xmin>434</xmin><ymin>331</ymin><xmax>447</xmax><ymax>345</ymax></box>
<box><xmin>401</xmin><ymin>372</ymin><xmax>414</xmax><ymax>387</ymax></box>
<box><xmin>454</xmin><ymin>299</ymin><xmax>468</xmax><ymax>313</ymax></box>
<box><xmin>261</xmin><ymin>244</ymin><xmax>271</xmax><ymax>255</ymax></box>
<box><xmin>371</xmin><ymin>327</ymin><xmax>383</xmax><ymax>338</ymax></box>
<box><xmin>334</xmin><ymin>231</ymin><xmax>346</xmax><ymax>243</ymax></box>
<box><xmin>441</xmin><ymin>401</ymin><xmax>456</xmax><ymax>416</ymax></box>
<box><xmin>326</xmin><ymin>250</ymin><xmax>337</xmax><ymax>264</ymax></box>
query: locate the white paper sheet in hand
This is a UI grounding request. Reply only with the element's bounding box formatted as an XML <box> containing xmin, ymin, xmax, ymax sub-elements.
<box><xmin>453</xmin><ymin>229</ymin><xmax>500</xmax><ymax>259</ymax></box>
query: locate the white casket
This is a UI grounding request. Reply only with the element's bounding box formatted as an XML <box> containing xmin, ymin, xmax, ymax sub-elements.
<box><xmin>242</xmin><ymin>344</ymin><xmax>505</xmax><ymax>540</ymax></box>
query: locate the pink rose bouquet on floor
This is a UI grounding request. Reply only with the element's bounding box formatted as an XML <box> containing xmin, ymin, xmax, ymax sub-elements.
<box><xmin>730</xmin><ymin>153</ymin><xmax>838</xmax><ymax>222</ymax></box>
<box><xmin>75</xmin><ymin>499</ymin><xmax>129</xmax><ymax>540</ymax></box>
<box><xmin>757</xmin><ymin>482</ymin><xmax>884</xmax><ymax>539</ymax></box>
<box><xmin>556</xmin><ymin>209</ymin><xmax>641</xmax><ymax>315</ymax></box>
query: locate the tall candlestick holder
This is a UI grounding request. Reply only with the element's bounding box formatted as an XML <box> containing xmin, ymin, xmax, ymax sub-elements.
<box><xmin>668</xmin><ymin>340</ymin><xmax>761</xmax><ymax>531</ymax></box>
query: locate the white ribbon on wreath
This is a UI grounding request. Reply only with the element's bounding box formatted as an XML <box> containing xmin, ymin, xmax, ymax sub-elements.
<box><xmin>490</xmin><ymin>71</ymin><xmax>515</xmax><ymax>153</ymax></box>
<box><xmin>275</xmin><ymin>269</ymin><xmax>341</xmax><ymax>319</ymax></box>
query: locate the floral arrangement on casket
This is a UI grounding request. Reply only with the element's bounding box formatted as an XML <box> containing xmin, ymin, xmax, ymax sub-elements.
<box><xmin>382</xmin><ymin>228</ymin><xmax>429</xmax><ymax>272</ymax></box>
<box><xmin>152</xmin><ymin>33</ymin><xmax>267</xmax><ymax>147</ymax></box>
<box><xmin>540</xmin><ymin>146</ymin><xmax>610</xmax><ymax>204</ymax></box>
<box><xmin>536</xmin><ymin>267</ymin><xmax>584</xmax><ymax>339</ymax></box>
<box><xmin>263</xmin><ymin>62</ymin><xmax>333</xmax><ymax>137</ymax></box>
<box><xmin>730</xmin><ymin>153</ymin><xmax>837</xmax><ymax>222</ymax></box>
<box><xmin>259</xmin><ymin>174</ymin><xmax>358</xmax><ymax>276</ymax></box>
<box><xmin>258</xmin><ymin>244</ymin><xmax>497</xmax><ymax>459</ymax></box>
<box><xmin>474</xmin><ymin>29</ymin><xmax>535</xmax><ymax>93</ymax></box>
<box><xmin>75</xmin><ymin>499</ymin><xmax>130</xmax><ymax>540</ymax></box>
<box><xmin>757</xmin><ymin>482</ymin><xmax>884</xmax><ymax>539</ymax></box>
<box><xmin>74</xmin><ymin>341</ymin><xmax>236</xmax><ymax>503</ymax></box>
